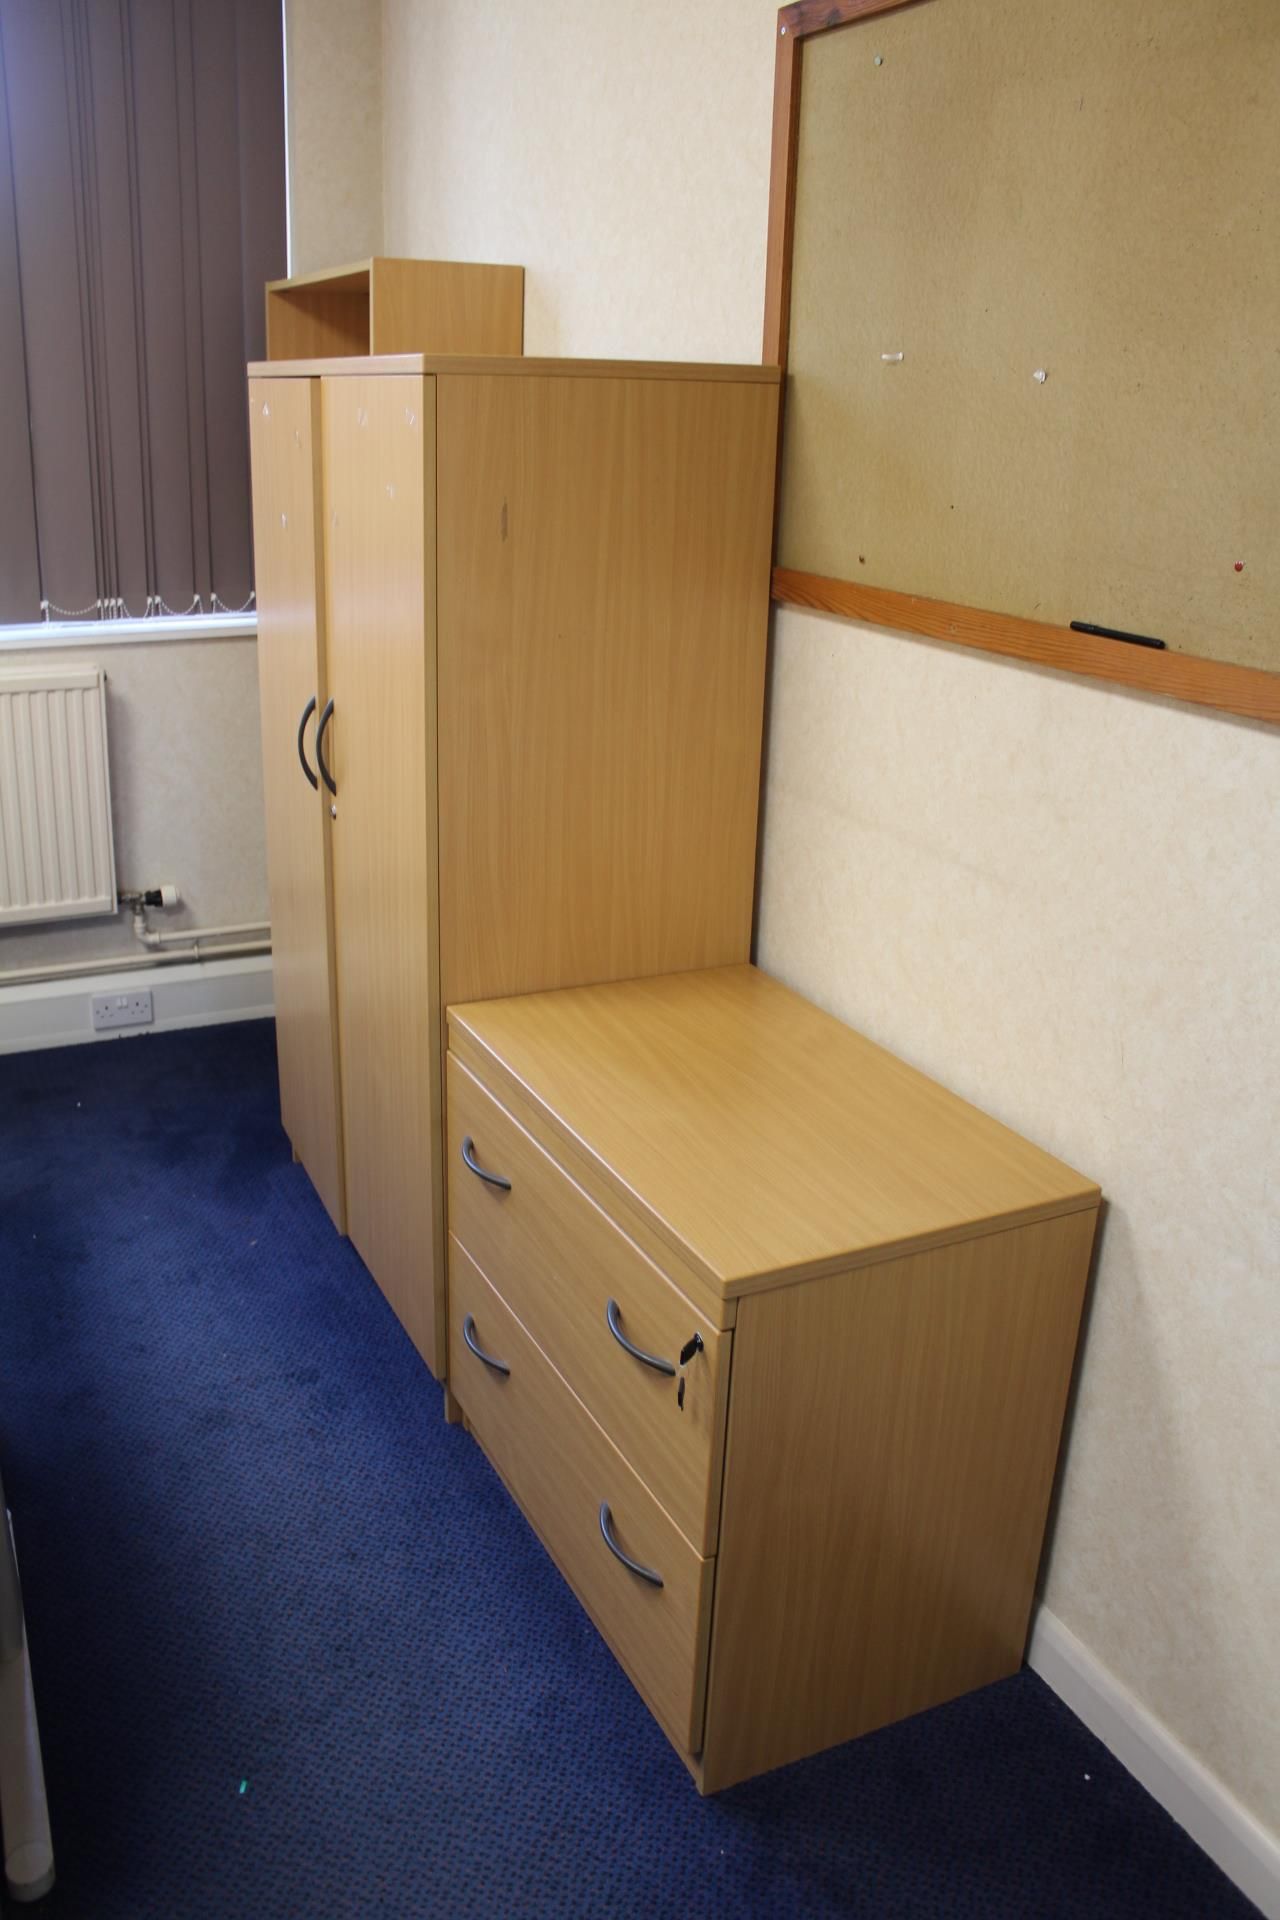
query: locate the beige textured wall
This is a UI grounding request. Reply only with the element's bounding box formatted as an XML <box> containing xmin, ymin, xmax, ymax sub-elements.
<box><xmin>290</xmin><ymin>0</ymin><xmax>1280</xmax><ymax>1840</ymax></box>
<box><xmin>757</xmin><ymin>611</ymin><xmax>1280</xmax><ymax>1829</ymax></box>
<box><xmin>285</xmin><ymin>0</ymin><xmax>382</xmax><ymax>273</ymax></box>
<box><xmin>381</xmin><ymin>0</ymin><xmax>773</xmax><ymax>359</ymax></box>
<box><xmin>0</xmin><ymin>640</ymin><xmax>268</xmax><ymax>969</ymax></box>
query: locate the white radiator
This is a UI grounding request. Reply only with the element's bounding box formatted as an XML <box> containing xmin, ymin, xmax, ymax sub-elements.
<box><xmin>0</xmin><ymin>666</ymin><xmax>117</xmax><ymax>926</ymax></box>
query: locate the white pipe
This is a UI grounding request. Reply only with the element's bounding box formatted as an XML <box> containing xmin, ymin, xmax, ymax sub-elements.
<box><xmin>146</xmin><ymin>939</ymin><xmax>268</xmax><ymax>964</ymax></box>
<box><xmin>136</xmin><ymin>920</ymin><xmax>270</xmax><ymax>950</ymax></box>
<box><xmin>0</xmin><ymin>940</ymin><xmax>270</xmax><ymax>989</ymax></box>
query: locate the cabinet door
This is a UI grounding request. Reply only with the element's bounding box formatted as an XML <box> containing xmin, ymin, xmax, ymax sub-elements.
<box><xmin>321</xmin><ymin>374</ymin><xmax>443</xmax><ymax>1376</ymax></box>
<box><xmin>248</xmin><ymin>378</ymin><xmax>346</xmax><ymax>1230</ymax></box>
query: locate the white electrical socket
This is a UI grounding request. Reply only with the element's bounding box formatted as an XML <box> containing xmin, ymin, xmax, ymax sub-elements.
<box><xmin>91</xmin><ymin>989</ymin><xmax>154</xmax><ymax>1032</ymax></box>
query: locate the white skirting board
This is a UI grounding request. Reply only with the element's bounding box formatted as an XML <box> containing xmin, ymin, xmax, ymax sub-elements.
<box><xmin>0</xmin><ymin>955</ymin><xmax>273</xmax><ymax>1054</ymax></box>
<box><xmin>1028</xmin><ymin>1606</ymin><xmax>1279</xmax><ymax>1919</ymax></box>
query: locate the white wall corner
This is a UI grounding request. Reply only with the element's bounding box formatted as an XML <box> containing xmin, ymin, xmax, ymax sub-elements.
<box><xmin>1028</xmin><ymin>1607</ymin><xmax>1279</xmax><ymax>1919</ymax></box>
<box><xmin>0</xmin><ymin>955</ymin><xmax>274</xmax><ymax>1055</ymax></box>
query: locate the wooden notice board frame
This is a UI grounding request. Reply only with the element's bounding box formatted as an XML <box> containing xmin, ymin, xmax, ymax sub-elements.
<box><xmin>764</xmin><ymin>0</ymin><xmax>1280</xmax><ymax>726</ymax></box>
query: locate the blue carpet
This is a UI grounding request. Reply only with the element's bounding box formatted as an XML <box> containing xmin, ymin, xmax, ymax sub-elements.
<box><xmin>0</xmin><ymin>1020</ymin><xmax>1259</xmax><ymax>1919</ymax></box>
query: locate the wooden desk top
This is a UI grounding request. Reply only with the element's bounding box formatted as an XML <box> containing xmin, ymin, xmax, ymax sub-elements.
<box><xmin>448</xmin><ymin>966</ymin><xmax>1099</xmax><ymax>1300</ymax></box>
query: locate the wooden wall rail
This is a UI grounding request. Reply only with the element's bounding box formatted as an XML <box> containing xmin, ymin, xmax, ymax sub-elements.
<box><xmin>772</xmin><ymin>570</ymin><xmax>1280</xmax><ymax>725</ymax></box>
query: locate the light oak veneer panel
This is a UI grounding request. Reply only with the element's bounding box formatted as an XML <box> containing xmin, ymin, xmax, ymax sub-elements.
<box><xmin>247</xmin><ymin>377</ymin><xmax>345</xmax><ymax>1230</ymax></box>
<box><xmin>369</xmin><ymin>259</ymin><xmax>524</xmax><ymax>356</ymax></box>
<box><xmin>265</xmin><ymin>289</ymin><xmax>370</xmax><ymax>361</ymax></box>
<box><xmin>436</xmin><ymin>373</ymin><xmax>778</xmax><ymax>1008</ymax></box>
<box><xmin>698</xmin><ymin>1207</ymin><xmax>1098</xmax><ymax>1791</ymax></box>
<box><xmin>449</xmin><ymin>1239</ymin><xmax>714</xmax><ymax>1755</ymax></box>
<box><xmin>250</xmin><ymin>356</ymin><xmax>781</xmax><ymax>384</ymax></box>
<box><xmin>448</xmin><ymin>965</ymin><xmax>1099</xmax><ymax>1299</ymax></box>
<box><xmin>264</xmin><ymin>259</ymin><xmax>524</xmax><ymax>361</ymax></box>
<box><xmin>447</xmin><ymin>1024</ymin><xmax>731</xmax><ymax>1330</ymax></box>
<box><xmin>323</xmin><ymin>372</ymin><xmax>443</xmax><ymax>1374</ymax></box>
<box><xmin>447</xmin><ymin>1055</ymin><xmax>730</xmax><ymax>1555</ymax></box>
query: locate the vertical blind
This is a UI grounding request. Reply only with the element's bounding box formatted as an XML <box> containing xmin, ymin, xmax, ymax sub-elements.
<box><xmin>0</xmin><ymin>0</ymin><xmax>286</xmax><ymax>625</ymax></box>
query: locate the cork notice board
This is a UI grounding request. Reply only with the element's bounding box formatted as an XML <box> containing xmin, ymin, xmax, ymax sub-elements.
<box><xmin>771</xmin><ymin>0</ymin><xmax>1280</xmax><ymax>722</ymax></box>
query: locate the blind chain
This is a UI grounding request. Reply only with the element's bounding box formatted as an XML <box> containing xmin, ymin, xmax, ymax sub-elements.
<box><xmin>39</xmin><ymin>593</ymin><xmax>254</xmax><ymax>623</ymax></box>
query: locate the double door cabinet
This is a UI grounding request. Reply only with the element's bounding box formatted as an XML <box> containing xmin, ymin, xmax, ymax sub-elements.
<box><xmin>445</xmin><ymin>966</ymin><xmax>1100</xmax><ymax>1790</ymax></box>
<box><xmin>248</xmin><ymin>354</ymin><xmax>780</xmax><ymax>1376</ymax></box>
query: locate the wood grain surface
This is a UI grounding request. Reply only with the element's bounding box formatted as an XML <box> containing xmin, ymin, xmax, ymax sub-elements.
<box><xmin>250</xmin><ymin>355</ymin><xmax>781</xmax><ymax>383</ymax></box>
<box><xmin>436</xmin><ymin>372</ymin><xmax>778</xmax><ymax>1009</ymax></box>
<box><xmin>247</xmin><ymin>376</ymin><xmax>346</xmax><ymax>1230</ymax></box>
<box><xmin>264</xmin><ymin>258</ymin><xmax>524</xmax><ymax>362</ymax></box>
<box><xmin>322</xmin><ymin>372</ymin><xmax>444</xmax><ymax>1375</ymax></box>
<box><xmin>698</xmin><ymin>1206</ymin><xmax>1098</xmax><ymax>1790</ymax></box>
<box><xmin>446</xmin><ymin>1056</ymin><xmax>731</xmax><ymax>1555</ymax></box>
<box><xmin>265</xmin><ymin>289</ymin><xmax>370</xmax><ymax>361</ymax></box>
<box><xmin>448</xmin><ymin>966</ymin><xmax>1099</xmax><ymax>1298</ymax></box>
<box><xmin>449</xmin><ymin>1238</ymin><xmax>714</xmax><ymax>1754</ymax></box>
<box><xmin>447</xmin><ymin>1023</ymin><xmax>733</xmax><ymax>1329</ymax></box>
<box><xmin>773</xmin><ymin>568</ymin><xmax>1280</xmax><ymax>725</ymax></box>
<box><xmin>368</xmin><ymin>259</ymin><xmax>524</xmax><ymax>356</ymax></box>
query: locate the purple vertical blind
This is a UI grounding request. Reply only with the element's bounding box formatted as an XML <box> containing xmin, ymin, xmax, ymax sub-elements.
<box><xmin>0</xmin><ymin>0</ymin><xmax>286</xmax><ymax>624</ymax></box>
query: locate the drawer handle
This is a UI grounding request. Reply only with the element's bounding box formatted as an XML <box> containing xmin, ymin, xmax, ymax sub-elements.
<box><xmin>461</xmin><ymin>1313</ymin><xmax>510</xmax><ymax>1377</ymax></box>
<box><xmin>605</xmin><ymin>1298</ymin><xmax>676</xmax><ymax>1377</ymax></box>
<box><xmin>460</xmin><ymin>1136</ymin><xmax>512</xmax><ymax>1192</ymax></box>
<box><xmin>598</xmin><ymin>1502</ymin><xmax>664</xmax><ymax>1589</ymax></box>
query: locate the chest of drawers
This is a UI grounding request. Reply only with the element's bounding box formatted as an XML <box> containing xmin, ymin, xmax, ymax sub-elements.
<box><xmin>444</xmin><ymin>965</ymin><xmax>1099</xmax><ymax>1791</ymax></box>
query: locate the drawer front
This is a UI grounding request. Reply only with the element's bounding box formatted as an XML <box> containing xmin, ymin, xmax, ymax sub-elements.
<box><xmin>450</xmin><ymin>1238</ymin><xmax>712</xmax><ymax>1755</ymax></box>
<box><xmin>447</xmin><ymin>1055</ymin><xmax>728</xmax><ymax>1553</ymax></box>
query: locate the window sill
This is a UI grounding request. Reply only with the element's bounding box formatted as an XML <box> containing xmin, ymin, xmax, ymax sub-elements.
<box><xmin>0</xmin><ymin>613</ymin><xmax>257</xmax><ymax>651</ymax></box>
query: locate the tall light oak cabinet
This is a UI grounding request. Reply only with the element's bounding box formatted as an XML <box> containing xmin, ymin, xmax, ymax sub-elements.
<box><xmin>248</xmin><ymin>354</ymin><xmax>780</xmax><ymax>1379</ymax></box>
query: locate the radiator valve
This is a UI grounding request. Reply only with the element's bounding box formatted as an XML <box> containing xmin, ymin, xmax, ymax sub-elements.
<box><xmin>118</xmin><ymin>884</ymin><xmax>179</xmax><ymax>912</ymax></box>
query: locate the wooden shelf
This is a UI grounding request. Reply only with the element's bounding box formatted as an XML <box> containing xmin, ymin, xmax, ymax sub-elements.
<box><xmin>264</xmin><ymin>257</ymin><xmax>524</xmax><ymax>361</ymax></box>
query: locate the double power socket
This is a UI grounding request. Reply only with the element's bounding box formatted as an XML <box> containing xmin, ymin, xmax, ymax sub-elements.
<box><xmin>91</xmin><ymin>989</ymin><xmax>154</xmax><ymax>1032</ymax></box>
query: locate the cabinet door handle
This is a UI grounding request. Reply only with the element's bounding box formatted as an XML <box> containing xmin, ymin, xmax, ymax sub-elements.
<box><xmin>598</xmin><ymin>1502</ymin><xmax>663</xmax><ymax>1588</ymax></box>
<box><xmin>460</xmin><ymin>1135</ymin><xmax>512</xmax><ymax>1192</ymax></box>
<box><xmin>605</xmin><ymin>1298</ymin><xmax>676</xmax><ymax>1377</ymax></box>
<box><xmin>296</xmin><ymin>694</ymin><xmax>319</xmax><ymax>789</ymax></box>
<box><xmin>461</xmin><ymin>1313</ymin><xmax>510</xmax><ymax>1377</ymax></box>
<box><xmin>315</xmin><ymin>697</ymin><xmax>337</xmax><ymax>795</ymax></box>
